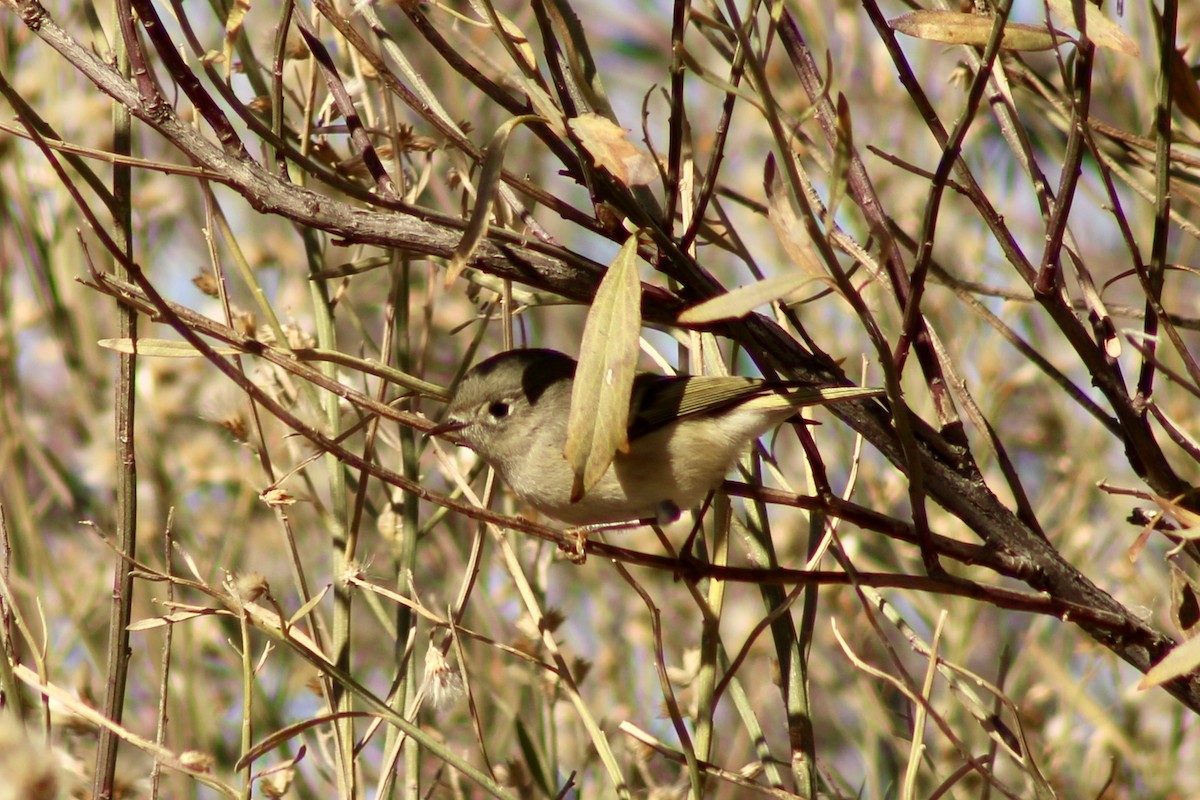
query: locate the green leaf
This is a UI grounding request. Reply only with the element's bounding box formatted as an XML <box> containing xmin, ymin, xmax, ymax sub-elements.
<box><xmin>514</xmin><ymin>718</ymin><xmax>552</xmax><ymax>796</ymax></box>
<box><xmin>564</xmin><ymin>233</ymin><xmax>642</xmax><ymax>501</ymax></box>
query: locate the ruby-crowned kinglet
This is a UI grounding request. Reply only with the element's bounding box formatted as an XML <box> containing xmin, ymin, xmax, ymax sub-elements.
<box><xmin>433</xmin><ymin>349</ymin><xmax>882</xmax><ymax>526</ymax></box>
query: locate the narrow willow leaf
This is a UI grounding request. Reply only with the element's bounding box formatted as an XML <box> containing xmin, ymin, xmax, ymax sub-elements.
<box><xmin>222</xmin><ymin>0</ymin><xmax>251</xmax><ymax>79</ymax></box>
<box><xmin>1168</xmin><ymin>45</ymin><xmax>1200</xmax><ymax>125</ymax></box>
<box><xmin>514</xmin><ymin>719</ymin><xmax>554</xmax><ymax>796</ymax></box>
<box><xmin>1138</xmin><ymin>633</ymin><xmax>1200</xmax><ymax>690</ymax></box>
<box><xmin>471</xmin><ymin>0</ymin><xmax>567</xmax><ymax>133</ymax></box>
<box><xmin>491</xmin><ymin>9</ymin><xmax>538</xmax><ymax>73</ymax></box>
<box><xmin>1063</xmin><ymin>248</ymin><xmax>1119</xmax><ymax>358</ymax></box>
<box><xmin>98</xmin><ymin>338</ymin><xmax>240</xmax><ymax>357</ymax></box>
<box><xmin>128</xmin><ymin>610</ymin><xmax>212</xmax><ymax>631</ymax></box>
<box><xmin>445</xmin><ymin>114</ymin><xmax>541</xmax><ymax>285</ymax></box>
<box><xmin>310</xmin><ymin>255</ymin><xmax>390</xmax><ymax>279</ymax></box>
<box><xmin>289</xmin><ymin>585</ymin><xmax>331</xmax><ymax>627</ymax></box>
<box><xmin>225</xmin><ymin>0</ymin><xmax>250</xmax><ymax>39</ymax></box>
<box><xmin>678</xmin><ymin>45</ymin><xmax>766</xmax><ymax>112</ymax></box>
<box><xmin>564</xmin><ymin>234</ymin><xmax>642</xmax><ymax>501</ymax></box>
<box><xmin>763</xmin><ymin>155</ymin><xmax>827</xmax><ymax>279</ymax></box>
<box><xmin>890</xmin><ymin>10</ymin><xmax>1066</xmax><ymax>52</ymax></box>
<box><xmin>1045</xmin><ymin>0</ymin><xmax>1140</xmax><ymax>55</ymax></box>
<box><xmin>523</xmin><ymin>82</ymin><xmax>569</xmax><ymax>137</ymax></box>
<box><xmin>827</xmin><ymin>93</ymin><xmax>854</xmax><ymax>226</ymax></box>
<box><xmin>677</xmin><ymin>273</ymin><xmax>818</xmax><ymax>324</ymax></box>
<box><xmin>541</xmin><ymin>0</ymin><xmax>617</xmax><ymax>118</ymax></box>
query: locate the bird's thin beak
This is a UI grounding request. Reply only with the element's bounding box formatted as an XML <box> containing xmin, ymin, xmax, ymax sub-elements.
<box><xmin>426</xmin><ymin>418</ymin><xmax>467</xmax><ymax>438</ymax></box>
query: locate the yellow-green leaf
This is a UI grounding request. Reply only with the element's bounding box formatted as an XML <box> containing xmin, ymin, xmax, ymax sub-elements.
<box><xmin>890</xmin><ymin>10</ymin><xmax>1067</xmax><ymax>52</ymax></box>
<box><xmin>764</xmin><ymin>155</ymin><xmax>827</xmax><ymax>280</ymax></box>
<box><xmin>128</xmin><ymin>610</ymin><xmax>211</xmax><ymax>631</ymax></box>
<box><xmin>98</xmin><ymin>338</ymin><xmax>240</xmax><ymax>357</ymax></box>
<box><xmin>288</xmin><ymin>585</ymin><xmax>331</xmax><ymax>627</ymax></box>
<box><xmin>677</xmin><ymin>273</ymin><xmax>818</xmax><ymax>324</ymax></box>
<box><xmin>564</xmin><ymin>234</ymin><xmax>642</xmax><ymax>501</ymax></box>
<box><xmin>491</xmin><ymin>9</ymin><xmax>538</xmax><ymax>73</ymax></box>
<box><xmin>1138</xmin><ymin>633</ymin><xmax>1200</xmax><ymax>690</ymax></box>
<box><xmin>223</xmin><ymin>0</ymin><xmax>251</xmax><ymax>79</ymax></box>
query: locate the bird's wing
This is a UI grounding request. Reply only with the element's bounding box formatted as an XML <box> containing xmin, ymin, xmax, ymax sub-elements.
<box><xmin>627</xmin><ymin>375</ymin><xmax>771</xmax><ymax>440</ymax></box>
<box><xmin>627</xmin><ymin>375</ymin><xmax>884</xmax><ymax>441</ymax></box>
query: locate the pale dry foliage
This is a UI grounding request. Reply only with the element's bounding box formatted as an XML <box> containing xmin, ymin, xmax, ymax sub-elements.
<box><xmin>1</xmin><ymin>1</ymin><xmax>1200</xmax><ymax>799</ymax></box>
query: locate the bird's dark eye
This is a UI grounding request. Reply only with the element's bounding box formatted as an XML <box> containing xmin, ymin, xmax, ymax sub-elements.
<box><xmin>487</xmin><ymin>400</ymin><xmax>511</xmax><ymax>420</ymax></box>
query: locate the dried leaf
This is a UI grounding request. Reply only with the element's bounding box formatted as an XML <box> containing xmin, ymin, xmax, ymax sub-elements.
<box><xmin>890</xmin><ymin>10</ymin><xmax>1067</xmax><ymax>52</ymax></box>
<box><xmin>568</xmin><ymin>113</ymin><xmax>658</xmax><ymax>186</ymax></box>
<box><xmin>446</xmin><ymin>115</ymin><xmax>541</xmax><ymax>285</ymax></box>
<box><xmin>1045</xmin><ymin>0</ymin><xmax>1140</xmax><ymax>56</ymax></box>
<box><xmin>677</xmin><ymin>273</ymin><xmax>818</xmax><ymax>324</ymax></box>
<box><xmin>564</xmin><ymin>234</ymin><xmax>642</xmax><ymax>501</ymax></box>
<box><xmin>261</xmin><ymin>487</ymin><xmax>297</xmax><ymax>507</ymax></box>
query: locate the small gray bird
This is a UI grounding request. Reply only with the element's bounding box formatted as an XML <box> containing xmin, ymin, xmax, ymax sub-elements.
<box><xmin>433</xmin><ymin>349</ymin><xmax>882</xmax><ymax>526</ymax></box>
